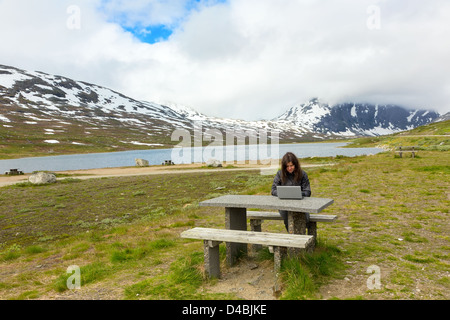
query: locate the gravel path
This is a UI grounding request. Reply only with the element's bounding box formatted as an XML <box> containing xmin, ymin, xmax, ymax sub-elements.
<box><xmin>0</xmin><ymin>163</ymin><xmax>328</xmax><ymax>187</ymax></box>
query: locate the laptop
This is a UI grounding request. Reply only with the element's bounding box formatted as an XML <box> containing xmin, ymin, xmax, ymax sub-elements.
<box><xmin>277</xmin><ymin>186</ymin><xmax>303</xmax><ymax>199</ymax></box>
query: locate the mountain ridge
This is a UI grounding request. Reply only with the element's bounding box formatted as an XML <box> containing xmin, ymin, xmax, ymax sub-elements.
<box><xmin>274</xmin><ymin>97</ymin><xmax>440</xmax><ymax>136</ymax></box>
<box><xmin>0</xmin><ymin>63</ymin><xmax>442</xmax><ymax>159</ymax></box>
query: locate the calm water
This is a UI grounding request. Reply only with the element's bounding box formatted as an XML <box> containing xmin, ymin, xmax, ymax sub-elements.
<box><xmin>0</xmin><ymin>142</ymin><xmax>383</xmax><ymax>173</ymax></box>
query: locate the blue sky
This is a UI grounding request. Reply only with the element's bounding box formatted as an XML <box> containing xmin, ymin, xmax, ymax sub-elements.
<box><xmin>99</xmin><ymin>0</ymin><xmax>228</xmax><ymax>44</ymax></box>
<box><xmin>123</xmin><ymin>24</ymin><xmax>173</xmax><ymax>44</ymax></box>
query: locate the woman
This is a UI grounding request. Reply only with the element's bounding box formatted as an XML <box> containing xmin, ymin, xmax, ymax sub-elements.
<box><xmin>271</xmin><ymin>152</ymin><xmax>311</xmax><ymax>231</ymax></box>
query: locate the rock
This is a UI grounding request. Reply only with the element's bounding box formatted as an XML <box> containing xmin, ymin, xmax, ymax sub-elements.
<box><xmin>135</xmin><ymin>158</ymin><xmax>149</xmax><ymax>167</ymax></box>
<box><xmin>206</xmin><ymin>158</ymin><xmax>222</xmax><ymax>167</ymax></box>
<box><xmin>248</xmin><ymin>263</ymin><xmax>259</xmax><ymax>270</ymax></box>
<box><xmin>28</xmin><ymin>172</ymin><xmax>57</xmax><ymax>185</ymax></box>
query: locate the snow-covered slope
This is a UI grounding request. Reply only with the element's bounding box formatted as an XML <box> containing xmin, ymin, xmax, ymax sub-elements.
<box><xmin>274</xmin><ymin>98</ymin><xmax>440</xmax><ymax>137</ymax></box>
<box><xmin>0</xmin><ymin>64</ymin><xmax>197</xmax><ymax>132</ymax></box>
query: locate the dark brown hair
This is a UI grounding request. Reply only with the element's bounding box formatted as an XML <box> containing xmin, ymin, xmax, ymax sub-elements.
<box><xmin>281</xmin><ymin>152</ymin><xmax>302</xmax><ymax>184</ymax></box>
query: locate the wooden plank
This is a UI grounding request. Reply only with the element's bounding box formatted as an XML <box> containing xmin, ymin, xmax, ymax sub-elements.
<box><xmin>310</xmin><ymin>214</ymin><xmax>337</xmax><ymax>222</ymax></box>
<box><xmin>182</xmin><ymin>228</ymin><xmax>311</xmax><ymax>243</ymax></box>
<box><xmin>246</xmin><ymin>211</ymin><xmax>337</xmax><ymax>222</ymax></box>
<box><xmin>181</xmin><ymin>227</ymin><xmax>314</xmax><ymax>249</ymax></box>
<box><xmin>396</xmin><ymin>146</ymin><xmax>419</xmax><ymax>150</ymax></box>
<box><xmin>247</xmin><ymin>211</ymin><xmax>284</xmax><ymax>220</ymax></box>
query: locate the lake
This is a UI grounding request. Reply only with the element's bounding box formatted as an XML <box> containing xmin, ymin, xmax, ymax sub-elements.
<box><xmin>0</xmin><ymin>142</ymin><xmax>384</xmax><ymax>173</ymax></box>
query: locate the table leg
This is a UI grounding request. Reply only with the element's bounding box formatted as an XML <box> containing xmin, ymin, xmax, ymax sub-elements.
<box><xmin>287</xmin><ymin>211</ymin><xmax>308</xmax><ymax>256</ymax></box>
<box><xmin>287</xmin><ymin>211</ymin><xmax>307</xmax><ymax>234</ymax></box>
<box><xmin>225</xmin><ymin>207</ymin><xmax>247</xmax><ymax>266</ymax></box>
<box><xmin>250</xmin><ymin>219</ymin><xmax>263</xmax><ymax>253</ymax></box>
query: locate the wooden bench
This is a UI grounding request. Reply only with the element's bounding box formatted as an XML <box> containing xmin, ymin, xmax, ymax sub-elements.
<box><xmin>247</xmin><ymin>211</ymin><xmax>337</xmax><ymax>250</ymax></box>
<box><xmin>395</xmin><ymin>146</ymin><xmax>418</xmax><ymax>158</ymax></box>
<box><xmin>180</xmin><ymin>227</ymin><xmax>314</xmax><ymax>278</ymax></box>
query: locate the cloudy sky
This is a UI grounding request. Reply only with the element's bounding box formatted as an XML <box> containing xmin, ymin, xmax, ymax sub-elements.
<box><xmin>0</xmin><ymin>0</ymin><xmax>449</xmax><ymax>120</ymax></box>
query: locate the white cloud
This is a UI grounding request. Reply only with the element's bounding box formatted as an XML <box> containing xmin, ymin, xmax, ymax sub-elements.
<box><xmin>0</xmin><ymin>0</ymin><xmax>449</xmax><ymax>121</ymax></box>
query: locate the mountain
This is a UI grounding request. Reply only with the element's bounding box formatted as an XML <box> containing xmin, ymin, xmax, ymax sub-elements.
<box><xmin>274</xmin><ymin>98</ymin><xmax>441</xmax><ymax>137</ymax></box>
<box><xmin>0</xmin><ymin>64</ymin><xmax>195</xmax><ymax>132</ymax></box>
<box><xmin>0</xmin><ymin>64</ymin><xmax>442</xmax><ymax>158</ymax></box>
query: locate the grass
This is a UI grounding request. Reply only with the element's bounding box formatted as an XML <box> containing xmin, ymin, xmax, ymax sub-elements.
<box><xmin>280</xmin><ymin>241</ymin><xmax>345</xmax><ymax>299</ymax></box>
<box><xmin>123</xmin><ymin>252</ymin><xmax>209</xmax><ymax>300</ymax></box>
<box><xmin>0</xmin><ymin>141</ymin><xmax>449</xmax><ymax>300</ymax></box>
<box><xmin>0</xmin><ymin>171</ymin><xmax>258</xmax><ymax>248</ymax></box>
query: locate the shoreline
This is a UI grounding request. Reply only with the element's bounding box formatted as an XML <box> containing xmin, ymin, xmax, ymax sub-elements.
<box><xmin>0</xmin><ymin>161</ymin><xmax>274</xmax><ymax>187</ymax></box>
<box><xmin>0</xmin><ymin>160</ymin><xmax>331</xmax><ymax>188</ymax></box>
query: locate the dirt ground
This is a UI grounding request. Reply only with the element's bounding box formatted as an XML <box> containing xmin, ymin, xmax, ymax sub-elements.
<box><xmin>0</xmin><ymin>162</ymin><xmax>254</xmax><ymax>186</ymax></box>
<box><xmin>204</xmin><ymin>258</ymin><xmax>280</xmax><ymax>300</ymax></box>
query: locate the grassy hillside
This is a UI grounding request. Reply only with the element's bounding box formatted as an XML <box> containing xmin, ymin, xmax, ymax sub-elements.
<box><xmin>0</xmin><ymin>145</ymin><xmax>448</xmax><ymax>300</ymax></box>
<box><xmin>0</xmin><ymin>105</ymin><xmax>177</xmax><ymax>160</ymax></box>
<box><xmin>347</xmin><ymin>120</ymin><xmax>449</xmax><ymax>151</ymax></box>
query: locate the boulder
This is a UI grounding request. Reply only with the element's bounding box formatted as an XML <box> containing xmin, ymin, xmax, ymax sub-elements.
<box><xmin>206</xmin><ymin>158</ymin><xmax>223</xmax><ymax>167</ymax></box>
<box><xmin>28</xmin><ymin>172</ymin><xmax>57</xmax><ymax>185</ymax></box>
<box><xmin>135</xmin><ymin>158</ymin><xmax>149</xmax><ymax>167</ymax></box>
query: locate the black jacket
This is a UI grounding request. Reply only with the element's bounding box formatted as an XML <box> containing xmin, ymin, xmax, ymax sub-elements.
<box><xmin>271</xmin><ymin>170</ymin><xmax>311</xmax><ymax>197</ymax></box>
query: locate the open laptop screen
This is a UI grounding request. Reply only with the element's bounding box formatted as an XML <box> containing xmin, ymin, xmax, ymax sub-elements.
<box><xmin>276</xmin><ymin>186</ymin><xmax>303</xmax><ymax>199</ymax></box>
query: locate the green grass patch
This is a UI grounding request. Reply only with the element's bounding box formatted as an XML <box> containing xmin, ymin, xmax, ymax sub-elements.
<box><xmin>413</xmin><ymin>165</ymin><xmax>450</xmax><ymax>174</ymax></box>
<box><xmin>53</xmin><ymin>261</ymin><xmax>113</xmax><ymax>293</ymax></box>
<box><xmin>124</xmin><ymin>252</ymin><xmax>206</xmax><ymax>300</ymax></box>
<box><xmin>280</xmin><ymin>242</ymin><xmax>345</xmax><ymax>299</ymax></box>
<box><xmin>0</xmin><ymin>170</ymin><xmax>267</xmax><ymax>248</ymax></box>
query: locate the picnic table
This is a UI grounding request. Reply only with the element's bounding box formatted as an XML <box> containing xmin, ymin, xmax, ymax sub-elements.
<box><xmin>199</xmin><ymin>194</ymin><xmax>334</xmax><ymax>265</ymax></box>
<box><xmin>4</xmin><ymin>169</ymin><xmax>24</xmax><ymax>175</ymax></box>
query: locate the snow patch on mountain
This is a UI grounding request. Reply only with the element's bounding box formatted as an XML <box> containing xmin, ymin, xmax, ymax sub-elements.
<box><xmin>275</xmin><ymin>98</ymin><xmax>330</xmax><ymax>131</ymax></box>
<box><xmin>274</xmin><ymin>98</ymin><xmax>440</xmax><ymax>136</ymax></box>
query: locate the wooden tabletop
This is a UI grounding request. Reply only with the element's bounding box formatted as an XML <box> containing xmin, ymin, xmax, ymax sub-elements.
<box><xmin>199</xmin><ymin>195</ymin><xmax>334</xmax><ymax>214</ymax></box>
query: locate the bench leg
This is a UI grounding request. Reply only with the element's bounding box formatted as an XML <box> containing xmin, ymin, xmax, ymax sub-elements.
<box><xmin>225</xmin><ymin>207</ymin><xmax>247</xmax><ymax>266</ymax></box>
<box><xmin>250</xmin><ymin>219</ymin><xmax>263</xmax><ymax>253</ymax></box>
<box><xmin>204</xmin><ymin>240</ymin><xmax>221</xmax><ymax>279</ymax></box>
<box><xmin>272</xmin><ymin>246</ymin><xmax>287</xmax><ymax>297</ymax></box>
<box><xmin>271</xmin><ymin>246</ymin><xmax>286</xmax><ymax>273</ymax></box>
